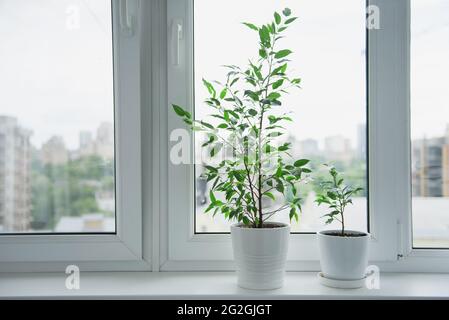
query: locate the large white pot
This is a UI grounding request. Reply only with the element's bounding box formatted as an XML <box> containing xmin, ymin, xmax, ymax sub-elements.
<box><xmin>231</xmin><ymin>222</ymin><xmax>290</xmax><ymax>290</ymax></box>
<box><xmin>318</xmin><ymin>230</ymin><xmax>369</xmax><ymax>280</ymax></box>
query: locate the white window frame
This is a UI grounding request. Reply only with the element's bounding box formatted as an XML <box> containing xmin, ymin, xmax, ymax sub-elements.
<box><xmin>3</xmin><ymin>0</ymin><xmax>449</xmax><ymax>274</ymax></box>
<box><xmin>0</xmin><ymin>0</ymin><xmax>150</xmax><ymax>272</ymax></box>
<box><xmin>160</xmin><ymin>0</ymin><xmax>449</xmax><ymax>272</ymax></box>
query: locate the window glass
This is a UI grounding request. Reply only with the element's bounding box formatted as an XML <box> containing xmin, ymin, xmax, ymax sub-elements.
<box><xmin>0</xmin><ymin>0</ymin><xmax>115</xmax><ymax>233</ymax></box>
<box><xmin>411</xmin><ymin>0</ymin><xmax>449</xmax><ymax>248</ymax></box>
<box><xmin>193</xmin><ymin>0</ymin><xmax>368</xmax><ymax>233</ymax></box>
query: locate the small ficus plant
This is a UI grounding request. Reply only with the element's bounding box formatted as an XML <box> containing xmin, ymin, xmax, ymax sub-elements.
<box><xmin>172</xmin><ymin>8</ymin><xmax>311</xmax><ymax>228</ymax></box>
<box><xmin>315</xmin><ymin>166</ymin><xmax>363</xmax><ymax>236</ymax></box>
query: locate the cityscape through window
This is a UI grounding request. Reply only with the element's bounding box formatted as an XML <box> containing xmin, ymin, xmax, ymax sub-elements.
<box><xmin>0</xmin><ymin>0</ymin><xmax>115</xmax><ymax>233</ymax></box>
<box><xmin>193</xmin><ymin>0</ymin><xmax>368</xmax><ymax>233</ymax></box>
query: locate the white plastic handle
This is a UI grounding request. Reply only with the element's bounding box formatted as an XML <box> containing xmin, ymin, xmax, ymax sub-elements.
<box><xmin>172</xmin><ymin>19</ymin><xmax>183</xmax><ymax>66</ymax></box>
<box><xmin>120</xmin><ymin>0</ymin><xmax>134</xmax><ymax>36</ymax></box>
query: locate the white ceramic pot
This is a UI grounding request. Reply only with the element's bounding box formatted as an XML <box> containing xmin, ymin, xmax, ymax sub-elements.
<box><xmin>231</xmin><ymin>222</ymin><xmax>290</xmax><ymax>290</ymax></box>
<box><xmin>317</xmin><ymin>230</ymin><xmax>369</xmax><ymax>280</ymax></box>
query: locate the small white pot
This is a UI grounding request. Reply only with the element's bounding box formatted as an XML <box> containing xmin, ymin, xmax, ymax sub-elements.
<box><xmin>318</xmin><ymin>230</ymin><xmax>369</xmax><ymax>280</ymax></box>
<box><xmin>231</xmin><ymin>222</ymin><xmax>290</xmax><ymax>290</ymax></box>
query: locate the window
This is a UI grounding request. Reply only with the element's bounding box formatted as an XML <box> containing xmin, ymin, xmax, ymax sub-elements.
<box><xmin>0</xmin><ymin>0</ymin><xmax>115</xmax><ymax>234</ymax></box>
<box><xmin>0</xmin><ymin>0</ymin><xmax>145</xmax><ymax>272</ymax></box>
<box><xmin>165</xmin><ymin>0</ymin><xmax>394</xmax><ymax>265</ymax></box>
<box><xmin>2</xmin><ymin>0</ymin><xmax>449</xmax><ymax>274</ymax></box>
<box><xmin>193</xmin><ymin>0</ymin><xmax>368</xmax><ymax>234</ymax></box>
<box><xmin>411</xmin><ymin>0</ymin><xmax>449</xmax><ymax>248</ymax></box>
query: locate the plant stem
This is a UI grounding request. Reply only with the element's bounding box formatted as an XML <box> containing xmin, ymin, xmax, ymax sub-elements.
<box><xmin>257</xmin><ymin>117</ymin><xmax>263</xmax><ymax>228</ymax></box>
<box><xmin>243</xmin><ymin>160</ymin><xmax>258</xmax><ymax>227</ymax></box>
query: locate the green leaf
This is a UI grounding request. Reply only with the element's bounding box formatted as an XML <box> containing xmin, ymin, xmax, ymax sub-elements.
<box><xmin>283</xmin><ymin>8</ymin><xmax>292</xmax><ymax>16</ymax></box>
<box><xmin>267</xmin><ymin>92</ymin><xmax>281</xmax><ymax>100</ymax></box>
<box><xmin>229</xmin><ymin>78</ymin><xmax>239</xmax><ymax>87</ymax></box>
<box><xmin>205</xmin><ymin>165</ymin><xmax>218</xmax><ymax>172</ymax></box>
<box><xmin>242</xmin><ymin>22</ymin><xmax>258</xmax><ymax>31</ymax></box>
<box><xmin>274</xmin><ymin>12</ymin><xmax>281</xmax><ymax>25</ymax></box>
<box><xmin>268</xmin><ymin>131</ymin><xmax>283</xmax><ymax>137</ymax></box>
<box><xmin>248</xmin><ymin>109</ymin><xmax>258</xmax><ymax>116</ymax></box>
<box><xmin>210</xmin><ymin>143</ymin><xmax>223</xmax><ymax>157</ymax></box>
<box><xmin>278</xmin><ymin>26</ymin><xmax>287</xmax><ymax>32</ymax></box>
<box><xmin>172</xmin><ymin>104</ymin><xmax>186</xmax><ymax>117</ymax></box>
<box><xmin>263</xmin><ymin>144</ymin><xmax>273</xmax><ymax>153</ymax></box>
<box><xmin>209</xmin><ymin>190</ymin><xmax>216</xmax><ymax>204</ymax></box>
<box><xmin>272</xmin><ymin>64</ymin><xmax>287</xmax><ymax>76</ymax></box>
<box><xmin>205</xmin><ymin>203</ymin><xmax>215</xmax><ymax>213</ymax></box>
<box><xmin>200</xmin><ymin>121</ymin><xmax>214</xmax><ymax>130</ymax></box>
<box><xmin>223</xmin><ymin>110</ymin><xmax>230</xmax><ymax>122</ymax></box>
<box><xmin>275</xmin><ymin>49</ymin><xmax>293</xmax><ymax>59</ymax></box>
<box><xmin>327</xmin><ymin>191</ymin><xmax>337</xmax><ymax>200</ymax></box>
<box><xmin>202</xmin><ymin>79</ymin><xmax>216</xmax><ymax>98</ymax></box>
<box><xmin>278</xmin><ymin>144</ymin><xmax>290</xmax><ymax>151</ymax></box>
<box><xmin>276</xmin><ymin>181</ymin><xmax>285</xmax><ymax>193</ymax></box>
<box><xmin>272</xmin><ymin>79</ymin><xmax>284</xmax><ymax>90</ymax></box>
<box><xmin>268</xmin><ymin>115</ymin><xmax>279</xmax><ymax>124</ymax></box>
<box><xmin>275</xmin><ymin>167</ymin><xmax>283</xmax><ymax>177</ymax></box>
<box><xmin>219</xmin><ymin>88</ymin><xmax>227</xmax><ymax>99</ymax></box>
<box><xmin>285</xmin><ymin>17</ymin><xmax>298</xmax><ymax>24</ymax></box>
<box><xmin>259</xmin><ymin>49</ymin><xmax>267</xmax><ymax>59</ymax></box>
<box><xmin>289</xmin><ymin>207</ymin><xmax>298</xmax><ymax>222</ymax></box>
<box><xmin>244</xmin><ymin>90</ymin><xmax>259</xmax><ymax>101</ymax></box>
<box><xmin>294</xmin><ymin>159</ymin><xmax>310</xmax><ymax>167</ymax></box>
<box><xmin>259</xmin><ymin>25</ymin><xmax>271</xmax><ymax>48</ymax></box>
<box><xmin>264</xmin><ymin>192</ymin><xmax>276</xmax><ymax>201</ymax></box>
<box><xmin>227</xmin><ymin>110</ymin><xmax>240</xmax><ymax>119</ymax></box>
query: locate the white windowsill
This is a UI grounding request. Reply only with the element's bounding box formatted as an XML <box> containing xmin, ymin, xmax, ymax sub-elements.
<box><xmin>1</xmin><ymin>272</ymin><xmax>449</xmax><ymax>299</ymax></box>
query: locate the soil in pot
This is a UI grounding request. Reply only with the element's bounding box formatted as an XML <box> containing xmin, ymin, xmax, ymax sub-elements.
<box><xmin>238</xmin><ymin>223</ymin><xmax>286</xmax><ymax>229</ymax></box>
<box><xmin>320</xmin><ymin>230</ymin><xmax>367</xmax><ymax>238</ymax></box>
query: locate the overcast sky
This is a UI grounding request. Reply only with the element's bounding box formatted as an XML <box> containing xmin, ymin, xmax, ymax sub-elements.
<box><xmin>194</xmin><ymin>0</ymin><xmax>449</xmax><ymax>146</ymax></box>
<box><xmin>0</xmin><ymin>0</ymin><xmax>447</xmax><ymax>151</ymax></box>
<box><xmin>0</xmin><ymin>0</ymin><xmax>113</xmax><ymax>149</ymax></box>
<box><xmin>195</xmin><ymin>0</ymin><xmax>366</xmax><ymax>149</ymax></box>
<box><xmin>411</xmin><ymin>0</ymin><xmax>449</xmax><ymax>140</ymax></box>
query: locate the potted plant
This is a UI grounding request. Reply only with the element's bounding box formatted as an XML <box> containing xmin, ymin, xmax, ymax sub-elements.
<box><xmin>315</xmin><ymin>166</ymin><xmax>368</xmax><ymax>286</ymax></box>
<box><xmin>172</xmin><ymin>8</ymin><xmax>310</xmax><ymax>290</ymax></box>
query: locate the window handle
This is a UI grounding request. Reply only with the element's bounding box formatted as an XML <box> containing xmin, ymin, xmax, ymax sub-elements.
<box><xmin>119</xmin><ymin>0</ymin><xmax>134</xmax><ymax>36</ymax></box>
<box><xmin>172</xmin><ymin>19</ymin><xmax>183</xmax><ymax>66</ymax></box>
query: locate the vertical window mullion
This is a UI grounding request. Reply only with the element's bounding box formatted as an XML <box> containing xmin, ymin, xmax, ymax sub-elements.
<box><xmin>368</xmin><ymin>0</ymin><xmax>411</xmax><ymax>261</ymax></box>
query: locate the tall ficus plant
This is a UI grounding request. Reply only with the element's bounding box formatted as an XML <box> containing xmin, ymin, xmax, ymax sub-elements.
<box><xmin>172</xmin><ymin>8</ymin><xmax>311</xmax><ymax>228</ymax></box>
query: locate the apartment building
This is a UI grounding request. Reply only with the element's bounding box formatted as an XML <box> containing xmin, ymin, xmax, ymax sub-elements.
<box><xmin>0</xmin><ymin>116</ymin><xmax>32</xmax><ymax>232</ymax></box>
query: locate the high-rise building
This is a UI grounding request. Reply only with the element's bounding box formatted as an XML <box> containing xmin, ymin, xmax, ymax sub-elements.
<box><xmin>78</xmin><ymin>131</ymin><xmax>95</xmax><ymax>158</ymax></box>
<box><xmin>41</xmin><ymin>136</ymin><xmax>68</xmax><ymax>165</ymax></box>
<box><xmin>75</xmin><ymin>123</ymin><xmax>114</xmax><ymax>160</ymax></box>
<box><xmin>298</xmin><ymin>139</ymin><xmax>320</xmax><ymax>157</ymax></box>
<box><xmin>412</xmin><ymin>135</ymin><xmax>449</xmax><ymax>197</ymax></box>
<box><xmin>94</xmin><ymin>122</ymin><xmax>114</xmax><ymax>160</ymax></box>
<box><xmin>357</xmin><ymin>123</ymin><xmax>367</xmax><ymax>160</ymax></box>
<box><xmin>0</xmin><ymin>116</ymin><xmax>32</xmax><ymax>232</ymax></box>
<box><xmin>79</xmin><ymin>131</ymin><xmax>93</xmax><ymax>149</ymax></box>
<box><xmin>324</xmin><ymin>135</ymin><xmax>353</xmax><ymax>163</ymax></box>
